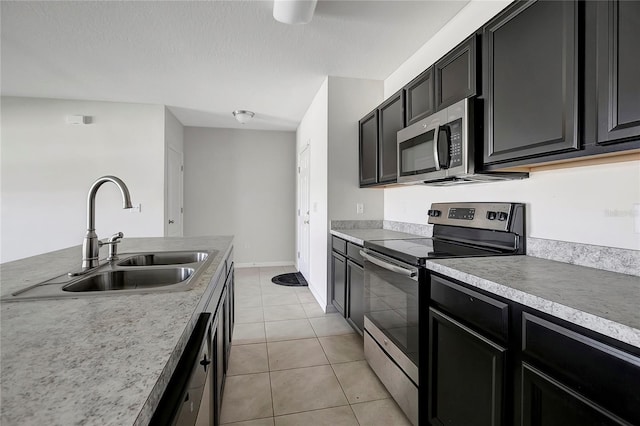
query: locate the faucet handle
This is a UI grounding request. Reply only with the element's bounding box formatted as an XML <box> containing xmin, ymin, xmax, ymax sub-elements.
<box><xmin>100</xmin><ymin>232</ymin><xmax>124</xmax><ymax>261</ymax></box>
<box><xmin>108</xmin><ymin>232</ymin><xmax>124</xmax><ymax>243</ymax></box>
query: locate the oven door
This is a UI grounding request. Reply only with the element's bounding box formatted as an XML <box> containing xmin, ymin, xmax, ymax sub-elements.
<box><xmin>361</xmin><ymin>249</ymin><xmax>420</xmax><ymax>380</ymax></box>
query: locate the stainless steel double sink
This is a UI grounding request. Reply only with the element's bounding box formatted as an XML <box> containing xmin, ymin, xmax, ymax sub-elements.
<box><xmin>2</xmin><ymin>250</ymin><xmax>215</xmax><ymax>301</ymax></box>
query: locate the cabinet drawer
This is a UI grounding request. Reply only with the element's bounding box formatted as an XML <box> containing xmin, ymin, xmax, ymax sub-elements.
<box><xmin>346</xmin><ymin>242</ymin><xmax>364</xmax><ymax>265</ymax></box>
<box><xmin>331</xmin><ymin>236</ymin><xmax>346</xmax><ymax>255</ymax></box>
<box><xmin>430</xmin><ymin>275</ymin><xmax>509</xmax><ymax>343</ymax></box>
<box><xmin>522</xmin><ymin>313</ymin><xmax>640</xmax><ymax>424</ymax></box>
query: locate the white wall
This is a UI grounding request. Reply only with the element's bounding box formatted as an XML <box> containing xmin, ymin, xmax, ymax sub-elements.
<box><xmin>1</xmin><ymin>97</ymin><xmax>166</xmax><ymax>263</ymax></box>
<box><xmin>296</xmin><ymin>78</ymin><xmax>329</xmax><ymax>307</ymax></box>
<box><xmin>385</xmin><ymin>0</ymin><xmax>511</xmax><ymax>97</ymax></box>
<box><xmin>328</xmin><ymin>76</ymin><xmax>384</xmax><ymax>221</ymax></box>
<box><xmin>383</xmin><ymin>0</ymin><xmax>640</xmax><ymax>251</ymax></box>
<box><xmin>385</xmin><ymin>161</ymin><xmax>640</xmax><ymax>250</ymax></box>
<box><xmin>183</xmin><ymin>127</ymin><xmax>296</xmax><ymax>265</ymax></box>
<box><xmin>295</xmin><ymin>76</ymin><xmax>386</xmax><ymax>310</ymax></box>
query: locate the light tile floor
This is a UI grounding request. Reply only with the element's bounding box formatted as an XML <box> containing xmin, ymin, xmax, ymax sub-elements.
<box><xmin>221</xmin><ymin>266</ymin><xmax>412</xmax><ymax>426</ymax></box>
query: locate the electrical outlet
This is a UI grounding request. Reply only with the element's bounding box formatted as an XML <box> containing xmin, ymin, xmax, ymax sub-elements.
<box><xmin>356</xmin><ymin>203</ymin><xmax>364</xmax><ymax>214</ymax></box>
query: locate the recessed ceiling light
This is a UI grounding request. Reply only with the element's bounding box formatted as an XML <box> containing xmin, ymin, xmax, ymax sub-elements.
<box><xmin>232</xmin><ymin>110</ymin><xmax>255</xmax><ymax>124</ymax></box>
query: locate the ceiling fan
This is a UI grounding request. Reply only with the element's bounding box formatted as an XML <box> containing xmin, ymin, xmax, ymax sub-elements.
<box><xmin>272</xmin><ymin>0</ymin><xmax>318</xmax><ymax>25</ymax></box>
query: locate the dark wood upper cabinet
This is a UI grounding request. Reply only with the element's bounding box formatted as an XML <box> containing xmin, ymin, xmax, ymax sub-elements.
<box><xmin>596</xmin><ymin>0</ymin><xmax>640</xmax><ymax>145</ymax></box>
<box><xmin>405</xmin><ymin>66</ymin><xmax>435</xmax><ymax>126</ymax></box>
<box><xmin>358</xmin><ymin>110</ymin><xmax>378</xmax><ymax>187</ymax></box>
<box><xmin>435</xmin><ymin>35</ymin><xmax>478</xmax><ymax>111</ymax></box>
<box><xmin>483</xmin><ymin>0</ymin><xmax>580</xmax><ymax>166</ymax></box>
<box><xmin>377</xmin><ymin>90</ymin><xmax>404</xmax><ymax>184</ymax></box>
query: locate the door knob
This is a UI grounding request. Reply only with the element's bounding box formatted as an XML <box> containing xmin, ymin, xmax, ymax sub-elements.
<box><xmin>168</xmin><ymin>220</ymin><xmax>175</xmax><ymax>224</ymax></box>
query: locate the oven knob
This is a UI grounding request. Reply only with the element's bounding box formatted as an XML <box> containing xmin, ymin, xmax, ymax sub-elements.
<box><xmin>486</xmin><ymin>211</ymin><xmax>497</xmax><ymax>220</ymax></box>
<box><xmin>428</xmin><ymin>209</ymin><xmax>441</xmax><ymax>217</ymax></box>
<box><xmin>498</xmin><ymin>212</ymin><xmax>508</xmax><ymax>221</ymax></box>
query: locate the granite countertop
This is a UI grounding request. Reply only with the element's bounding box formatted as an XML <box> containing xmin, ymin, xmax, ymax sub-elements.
<box><xmin>426</xmin><ymin>256</ymin><xmax>640</xmax><ymax>349</ymax></box>
<box><xmin>0</xmin><ymin>236</ymin><xmax>233</xmax><ymax>426</ymax></box>
<box><xmin>330</xmin><ymin>228</ymin><xmax>421</xmax><ymax>245</ymax></box>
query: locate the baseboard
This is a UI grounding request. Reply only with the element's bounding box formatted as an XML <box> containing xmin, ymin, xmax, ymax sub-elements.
<box><xmin>235</xmin><ymin>261</ymin><xmax>296</xmax><ymax>268</ymax></box>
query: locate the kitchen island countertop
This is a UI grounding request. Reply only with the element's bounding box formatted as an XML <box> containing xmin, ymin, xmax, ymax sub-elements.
<box><xmin>0</xmin><ymin>236</ymin><xmax>233</xmax><ymax>426</ymax></box>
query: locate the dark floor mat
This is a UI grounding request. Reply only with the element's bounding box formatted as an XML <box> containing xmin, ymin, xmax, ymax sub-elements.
<box><xmin>271</xmin><ymin>272</ymin><xmax>308</xmax><ymax>287</ymax></box>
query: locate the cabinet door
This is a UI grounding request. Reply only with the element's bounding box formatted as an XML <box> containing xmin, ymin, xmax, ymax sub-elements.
<box><xmin>521</xmin><ymin>363</ymin><xmax>627</xmax><ymax>426</ymax></box>
<box><xmin>483</xmin><ymin>0</ymin><xmax>579</xmax><ymax>165</ymax></box>
<box><xmin>405</xmin><ymin>66</ymin><xmax>435</xmax><ymax>126</ymax></box>
<box><xmin>359</xmin><ymin>110</ymin><xmax>378</xmax><ymax>186</ymax></box>
<box><xmin>224</xmin><ymin>273</ymin><xmax>234</xmax><ymax>372</ymax></box>
<box><xmin>428</xmin><ymin>308</ymin><xmax>506</xmax><ymax>426</ymax></box>
<box><xmin>331</xmin><ymin>252</ymin><xmax>347</xmax><ymax>315</ymax></box>
<box><xmin>435</xmin><ymin>35</ymin><xmax>478</xmax><ymax>111</ymax></box>
<box><xmin>215</xmin><ymin>310</ymin><xmax>225</xmax><ymax>425</ymax></box>
<box><xmin>378</xmin><ymin>90</ymin><xmax>404</xmax><ymax>184</ymax></box>
<box><xmin>596</xmin><ymin>0</ymin><xmax>640</xmax><ymax>145</ymax></box>
<box><xmin>346</xmin><ymin>260</ymin><xmax>364</xmax><ymax>334</ymax></box>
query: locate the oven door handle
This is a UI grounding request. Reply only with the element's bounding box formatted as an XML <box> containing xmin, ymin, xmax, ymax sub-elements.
<box><xmin>360</xmin><ymin>251</ymin><xmax>417</xmax><ymax>278</ymax></box>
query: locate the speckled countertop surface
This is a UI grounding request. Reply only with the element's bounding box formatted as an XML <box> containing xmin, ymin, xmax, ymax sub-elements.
<box><xmin>330</xmin><ymin>228</ymin><xmax>420</xmax><ymax>245</ymax></box>
<box><xmin>425</xmin><ymin>256</ymin><xmax>640</xmax><ymax>349</ymax></box>
<box><xmin>0</xmin><ymin>236</ymin><xmax>233</xmax><ymax>426</ymax></box>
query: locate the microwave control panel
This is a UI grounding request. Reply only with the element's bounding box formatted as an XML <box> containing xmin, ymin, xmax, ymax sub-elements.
<box><xmin>448</xmin><ymin>118</ymin><xmax>463</xmax><ymax>168</ymax></box>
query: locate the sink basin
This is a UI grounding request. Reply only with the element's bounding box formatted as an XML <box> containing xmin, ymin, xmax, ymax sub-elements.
<box><xmin>63</xmin><ymin>268</ymin><xmax>194</xmax><ymax>292</ymax></box>
<box><xmin>117</xmin><ymin>251</ymin><xmax>208</xmax><ymax>266</ymax></box>
<box><xmin>2</xmin><ymin>249</ymin><xmax>216</xmax><ymax>301</ymax></box>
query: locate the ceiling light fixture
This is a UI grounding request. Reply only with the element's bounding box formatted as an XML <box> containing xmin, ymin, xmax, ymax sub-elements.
<box><xmin>273</xmin><ymin>0</ymin><xmax>318</xmax><ymax>25</ymax></box>
<box><xmin>232</xmin><ymin>110</ymin><xmax>255</xmax><ymax>124</ymax></box>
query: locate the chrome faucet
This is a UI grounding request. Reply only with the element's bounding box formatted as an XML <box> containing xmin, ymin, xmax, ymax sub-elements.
<box><xmin>81</xmin><ymin>176</ymin><xmax>133</xmax><ymax>271</ymax></box>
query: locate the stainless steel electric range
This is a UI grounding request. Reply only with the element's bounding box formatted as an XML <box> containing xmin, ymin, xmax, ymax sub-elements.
<box><xmin>361</xmin><ymin>202</ymin><xmax>526</xmax><ymax>425</ymax></box>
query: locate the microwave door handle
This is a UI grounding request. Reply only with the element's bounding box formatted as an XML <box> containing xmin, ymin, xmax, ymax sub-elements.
<box><xmin>432</xmin><ymin>125</ymin><xmax>441</xmax><ymax>171</ymax></box>
<box><xmin>360</xmin><ymin>251</ymin><xmax>417</xmax><ymax>278</ymax></box>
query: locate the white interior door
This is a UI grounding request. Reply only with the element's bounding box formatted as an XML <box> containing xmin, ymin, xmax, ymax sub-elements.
<box><xmin>167</xmin><ymin>147</ymin><xmax>183</xmax><ymax>237</ymax></box>
<box><xmin>297</xmin><ymin>145</ymin><xmax>311</xmax><ymax>280</ymax></box>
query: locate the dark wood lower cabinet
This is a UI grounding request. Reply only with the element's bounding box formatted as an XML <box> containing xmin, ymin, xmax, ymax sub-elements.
<box><xmin>428</xmin><ymin>308</ymin><xmax>506</xmax><ymax>426</ymax></box>
<box><xmin>346</xmin><ymin>260</ymin><xmax>364</xmax><ymax>334</ymax></box>
<box><xmin>224</xmin><ymin>269</ymin><xmax>234</xmax><ymax>371</ymax></box>
<box><xmin>331</xmin><ymin>236</ymin><xmax>364</xmax><ymax>334</ymax></box>
<box><xmin>521</xmin><ymin>363</ymin><xmax>627</xmax><ymax>426</ymax></box>
<box><xmin>331</xmin><ymin>252</ymin><xmax>346</xmax><ymax>315</ymax></box>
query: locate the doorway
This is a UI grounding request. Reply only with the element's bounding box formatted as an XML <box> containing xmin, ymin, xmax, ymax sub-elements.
<box><xmin>167</xmin><ymin>147</ymin><xmax>183</xmax><ymax>237</ymax></box>
<box><xmin>297</xmin><ymin>144</ymin><xmax>310</xmax><ymax>281</ymax></box>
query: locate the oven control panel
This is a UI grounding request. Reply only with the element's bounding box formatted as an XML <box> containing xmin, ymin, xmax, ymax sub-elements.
<box><xmin>428</xmin><ymin>202</ymin><xmax>522</xmax><ymax>232</ymax></box>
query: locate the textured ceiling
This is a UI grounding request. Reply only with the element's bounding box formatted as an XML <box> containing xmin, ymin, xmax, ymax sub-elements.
<box><xmin>1</xmin><ymin>0</ymin><xmax>469</xmax><ymax>131</ymax></box>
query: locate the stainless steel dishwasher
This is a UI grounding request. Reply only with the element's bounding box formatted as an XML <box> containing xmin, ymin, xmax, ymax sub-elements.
<box><xmin>150</xmin><ymin>312</ymin><xmax>213</xmax><ymax>426</ymax></box>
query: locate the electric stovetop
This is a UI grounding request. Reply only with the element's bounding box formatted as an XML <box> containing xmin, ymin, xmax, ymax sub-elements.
<box><xmin>364</xmin><ymin>238</ymin><xmax>511</xmax><ymax>266</ymax></box>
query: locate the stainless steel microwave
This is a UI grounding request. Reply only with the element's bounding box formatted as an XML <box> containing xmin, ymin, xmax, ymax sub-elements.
<box><xmin>397</xmin><ymin>98</ymin><xmax>528</xmax><ymax>185</ymax></box>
